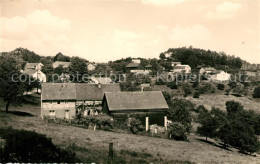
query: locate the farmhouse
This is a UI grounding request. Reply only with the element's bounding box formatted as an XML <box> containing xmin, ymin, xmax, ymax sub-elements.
<box><xmin>210</xmin><ymin>70</ymin><xmax>231</xmax><ymax>81</ymax></box>
<box><xmin>22</xmin><ymin>69</ymin><xmax>46</xmax><ymax>82</ymax></box>
<box><xmin>102</xmin><ymin>91</ymin><xmax>169</xmax><ymax>128</ymax></box>
<box><xmin>199</xmin><ymin>67</ymin><xmax>217</xmax><ymax>74</ymax></box>
<box><xmin>87</xmin><ymin>63</ymin><xmax>97</xmax><ymax>71</ymax></box>
<box><xmin>171</xmin><ymin>62</ymin><xmax>181</xmax><ymax>67</ymax></box>
<box><xmin>41</xmin><ymin>83</ymin><xmax>120</xmax><ymax>119</ymax></box>
<box><xmin>172</xmin><ymin>65</ymin><xmax>191</xmax><ymax>73</ymax></box>
<box><xmin>53</xmin><ymin>61</ymin><xmax>71</xmax><ymax>69</ymax></box>
<box><xmin>24</xmin><ymin>63</ymin><xmax>44</xmax><ymax>71</ymax></box>
<box><xmin>126</xmin><ymin>59</ymin><xmax>152</xmax><ymax>74</ymax></box>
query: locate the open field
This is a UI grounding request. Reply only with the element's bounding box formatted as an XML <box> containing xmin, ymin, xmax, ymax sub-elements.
<box><xmin>1</xmin><ymin>103</ymin><xmax>260</xmax><ymax>163</ymax></box>
<box><xmin>186</xmin><ymin>93</ymin><xmax>260</xmax><ymax>112</ymax></box>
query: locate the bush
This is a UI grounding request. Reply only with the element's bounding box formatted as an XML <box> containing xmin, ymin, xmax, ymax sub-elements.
<box><xmin>253</xmin><ymin>87</ymin><xmax>260</xmax><ymax>98</ymax></box>
<box><xmin>0</xmin><ymin>127</ymin><xmax>77</xmax><ymax>162</ymax></box>
<box><xmin>217</xmin><ymin>84</ymin><xmax>225</xmax><ymax>90</ymax></box>
<box><xmin>167</xmin><ymin>99</ymin><xmax>193</xmax><ymax>133</ymax></box>
<box><xmin>193</xmin><ymin>91</ymin><xmax>200</xmax><ymax>98</ymax></box>
<box><xmin>167</xmin><ymin>122</ymin><xmax>188</xmax><ymax>141</ymax></box>
<box><xmin>128</xmin><ymin>118</ymin><xmax>144</xmax><ymax>134</ymax></box>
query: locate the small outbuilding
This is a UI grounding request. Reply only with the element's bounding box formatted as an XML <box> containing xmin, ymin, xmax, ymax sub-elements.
<box><xmin>102</xmin><ymin>91</ymin><xmax>169</xmax><ymax>128</ymax></box>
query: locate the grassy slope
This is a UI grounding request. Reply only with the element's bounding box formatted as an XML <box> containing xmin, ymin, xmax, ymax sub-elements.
<box><xmin>0</xmin><ymin>103</ymin><xmax>259</xmax><ymax>163</ymax></box>
<box><xmin>186</xmin><ymin>90</ymin><xmax>260</xmax><ymax>112</ymax></box>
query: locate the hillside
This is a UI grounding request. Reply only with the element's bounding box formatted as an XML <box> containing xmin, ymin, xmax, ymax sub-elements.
<box><xmin>0</xmin><ymin>103</ymin><xmax>259</xmax><ymax>163</ymax></box>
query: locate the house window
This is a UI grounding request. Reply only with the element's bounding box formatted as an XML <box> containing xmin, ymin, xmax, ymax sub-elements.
<box><xmin>49</xmin><ymin>110</ymin><xmax>55</xmax><ymax>117</ymax></box>
<box><xmin>65</xmin><ymin>110</ymin><xmax>70</xmax><ymax>119</ymax></box>
<box><xmin>57</xmin><ymin>101</ymin><xmax>60</xmax><ymax>104</ymax></box>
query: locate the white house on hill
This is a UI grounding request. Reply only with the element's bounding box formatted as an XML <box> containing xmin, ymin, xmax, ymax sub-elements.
<box><xmin>210</xmin><ymin>71</ymin><xmax>231</xmax><ymax>81</ymax></box>
<box><xmin>172</xmin><ymin>65</ymin><xmax>191</xmax><ymax>73</ymax></box>
<box><xmin>24</xmin><ymin>63</ymin><xmax>44</xmax><ymax>71</ymax></box>
<box><xmin>53</xmin><ymin>61</ymin><xmax>71</xmax><ymax>69</ymax></box>
<box><xmin>22</xmin><ymin>69</ymin><xmax>47</xmax><ymax>82</ymax></box>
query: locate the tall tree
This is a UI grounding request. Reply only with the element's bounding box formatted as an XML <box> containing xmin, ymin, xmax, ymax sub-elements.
<box><xmin>0</xmin><ymin>56</ymin><xmax>27</xmax><ymax>112</ymax></box>
<box><xmin>69</xmin><ymin>57</ymin><xmax>88</xmax><ymax>82</ymax></box>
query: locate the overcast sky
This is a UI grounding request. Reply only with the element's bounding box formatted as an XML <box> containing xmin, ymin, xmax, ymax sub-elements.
<box><xmin>0</xmin><ymin>0</ymin><xmax>259</xmax><ymax>63</ymax></box>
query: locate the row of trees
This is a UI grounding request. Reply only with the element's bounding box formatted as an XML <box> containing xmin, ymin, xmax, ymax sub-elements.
<box><xmin>197</xmin><ymin>101</ymin><xmax>260</xmax><ymax>154</ymax></box>
<box><xmin>164</xmin><ymin>47</ymin><xmax>243</xmax><ymax>70</ymax></box>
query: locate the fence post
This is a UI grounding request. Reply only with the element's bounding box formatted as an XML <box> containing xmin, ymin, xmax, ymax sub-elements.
<box><xmin>145</xmin><ymin>116</ymin><xmax>149</xmax><ymax>131</ymax></box>
<box><xmin>108</xmin><ymin>142</ymin><xmax>114</xmax><ymax>164</ymax></box>
<box><xmin>164</xmin><ymin>116</ymin><xmax>167</xmax><ymax>130</ymax></box>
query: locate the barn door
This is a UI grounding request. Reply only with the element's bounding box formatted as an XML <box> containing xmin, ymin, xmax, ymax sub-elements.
<box><xmin>65</xmin><ymin>110</ymin><xmax>70</xmax><ymax>119</ymax></box>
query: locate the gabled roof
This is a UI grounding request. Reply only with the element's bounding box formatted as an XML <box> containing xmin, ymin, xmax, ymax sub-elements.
<box><xmin>174</xmin><ymin>65</ymin><xmax>189</xmax><ymax>69</ymax></box>
<box><xmin>202</xmin><ymin>67</ymin><xmax>217</xmax><ymax>71</ymax></box>
<box><xmin>42</xmin><ymin>83</ymin><xmax>121</xmax><ymax>101</ymax></box>
<box><xmin>75</xmin><ymin>83</ymin><xmax>120</xmax><ymax>101</ymax></box>
<box><xmin>53</xmin><ymin>61</ymin><xmax>71</xmax><ymax>68</ymax></box>
<box><xmin>145</xmin><ymin>64</ymin><xmax>152</xmax><ymax>68</ymax></box>
<box><xmin>22</xmin><ymin>69</ymin><xmax>38</xmax><ymax>75</ymax></box>
<box><xmin>25</xmin><ymin>63</ymin><xmax>42</xmax><ymax>69</ymax></box>
<box><xmin>42</xmin><ymin>83</ymin><xmax>76</xmax><ymax>100</ymax></box>
<box><xmin>104</xmin><ymin>91</ymin><xmax>169</xmax><ymax>111</ymax></box>
<box><xmin>94</xmin><ymin>77</ymin><xmax>112</xmax><ymax>84</ymax></box>
<box><xmin>126</xmin><ymin>63</ymin><xmax>140</xmax><ymax>68</ymax></box>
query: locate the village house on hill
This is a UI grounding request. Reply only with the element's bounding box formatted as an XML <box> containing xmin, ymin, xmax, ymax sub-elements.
<box><xmin>22</xmin><ymin>69</ymin><xmax>47</xmax><ymax>83</ymax></box>
<box><xmin>172</xmin><ymin>65</ymin><xmax>191</xmax><ymax>73</ymax></box>
<box><xmin>41</xmin><ymin>83</ymin><xmax>120</xmax><ymax>119</ymax></box>
<box><xmin>199</xmin><ymin>67</ymin><xmax>217</xmax><ymax>74</ymax></box>
<box><xmin>171</xmin><ymin>62</ymin><xmax>191</xmax><ymax>74</ymax></box>
<box><xmin>87</xmin><ymin>63</ymin><xmax>97</xmax><ymax>71</ymax></box>
<box><xmin>126</xmin><ymin>58</ymin><xmax>152</xmax><ymax>74</ymax></box>
<box><xmin>52</xmin><ymin>61</ymin><xmax>71</xmax><ymax>69</ymax></box>
<box><xmin>24</xmin><ymin>63</ymin><xmax>44</xmax><ymax>71</ymax></box>
<box><xmin>210</xmin><ymin>70</ymin><xmax>231</xmax><ymax>81</ymax></box>
<box><xmin>102</xmin><ymin>91</ymin><xmax>169</xmax><ymax>129</ymax></box>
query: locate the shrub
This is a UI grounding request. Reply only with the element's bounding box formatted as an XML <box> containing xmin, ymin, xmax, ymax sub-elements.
<box><xmin>193</xmin><ymin>91</ymin><xmax>200</xmax><ymax>98</ymax></box>
<box><xmin>195</xmin><ymin>105</ymin><xmax>207</xmax><ymax>113</ymax></box>
<box><xmin>253</xmin><ymin>87</ymin><xmax>260</xmax><ymax>98</ymax></box>
<box><xmin>167</xmin><ymin>122</ymin><xmax>188</xmax><ymax>141</ymax></box>
<box><xmin>167</xmin><ymin>81</ymin><xmax>178</xmax><ymax>89</ymax></box>
<box><xmin>0</xmin><ymin>127</ymin><xmax>77</xmax><ymax>162</ymax></box>
<box><xmin>128</xmin><ymin>118</ymin><xmax>144</xmax><ymax>134</ymax></box>
<box><xmin>217</xmin><ymin>84</ymin><xmax>225</xmax><ymax>90</ymax></box>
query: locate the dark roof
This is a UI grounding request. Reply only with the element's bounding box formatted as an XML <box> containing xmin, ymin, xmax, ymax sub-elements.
<box><xmin>25</xmin><ymin>63</ymin><xmax>41</xmax><ymax>69</ymax></box>
<box><xmin>76</xmin><ymin>83</ymin><xmax>120</xmax><ymax>100</ymax></box>
<box><xmin>42</xmin><ymin>83</ymin><xmax>120</xmax><ymax>101</ymax></box>
<box><xmin>126</xmin><ymin>63</ymin><xmax>140</xmax><ymax>68</ymax></box>
<box><xmin>174</xmin><ymin>65</ymin><xmax>189</xmax><ymax>69</ymax></box>
<box><xmin>42</xmin><ymin>83</ymin><xmax>76</xmax><ymax>100</ymax></box>
<box><xmin>104</xmin><ymin>91</ymin><xmax>169</xmax><ymax>111</ymax></box>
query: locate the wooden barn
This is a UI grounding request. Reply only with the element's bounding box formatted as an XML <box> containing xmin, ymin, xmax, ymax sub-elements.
<box><xmin>102</xmin><ymin>91</ymin><xmax>169</xmax><ymax>128</ymax></box>
<box><xmin>41</xmin><ymin>83</ymin><xmax>120</xmax><ymax>119</ymax></box>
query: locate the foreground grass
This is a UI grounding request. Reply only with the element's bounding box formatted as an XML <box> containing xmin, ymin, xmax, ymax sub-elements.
<box><xmin>0</xmin><ymin>103</ymin><xmax>259</xmax><ymax>163</ymax></box>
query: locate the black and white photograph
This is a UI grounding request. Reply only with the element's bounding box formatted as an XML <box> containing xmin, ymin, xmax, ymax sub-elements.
<box><xmin>0</xmin><ymin>0</ymin><xmax>260</xmax><ymax>163</ymax></box>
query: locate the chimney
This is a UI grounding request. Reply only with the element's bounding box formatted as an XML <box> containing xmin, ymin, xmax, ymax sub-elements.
<box><xmin>98</xmin><ymin>83</ymin><xmax>101</xmax><ymax>88</ymax></box>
